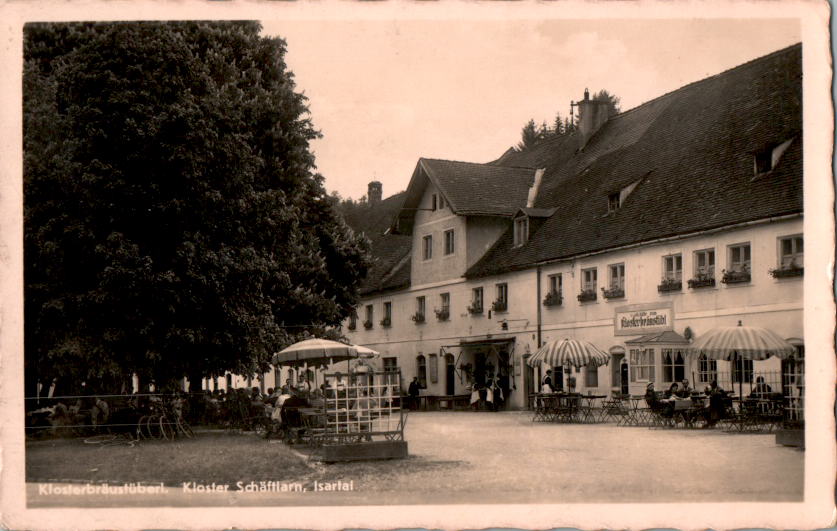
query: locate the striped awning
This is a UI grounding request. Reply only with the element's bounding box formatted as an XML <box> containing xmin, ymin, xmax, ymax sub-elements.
<box><xmin>686</xmin><ymin>321</ymin><xmax>797</xmax><ymax>361</ymax></box>
<box><xmin>526</xmin><ymin>338</ymin><xmax>610</xmax><ymax>369</ymax></box>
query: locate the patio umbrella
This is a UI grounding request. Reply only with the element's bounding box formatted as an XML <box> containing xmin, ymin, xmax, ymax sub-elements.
<box><xmin>526</xmin><ymin>338</ymin><xmax>610</xmax><ymax>369</ymax></box>
<box><xmin>273</xmin><ymin>338</ymin><xmax>365</xmax><ymax>367</ymax></box>
<box><xmin>687</xmin><ymin>320</ymin><xmax>796</xmax><ymax>397</ymax></box>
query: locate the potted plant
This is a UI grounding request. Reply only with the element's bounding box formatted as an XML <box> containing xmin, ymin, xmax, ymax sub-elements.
<box><xmin>543</xmin><ymin>290</ymin><xmax>562</xmax><ymax>306</ymax></box>
<box><xmin>601</xmin><ymin>286</ymin><xmax>625</xmax><ymax>299</ymax></box>
<box><xmin>769</xmin><ymin>259</ymin><xmax>804</xmax><ymax>278</ymax></box>
<box><xmin>435</xmin><ymin>308</ymin><xmax>450</xmax><ymax>321</ymax></box>
<box><xmin>657</xmin><ymin>278</ymin><xmax>682</xmax><ymax>292</ymax></box>
<box><xmin>411</xmin><ymin>312</ymin><xmax>426</xmax><ymax>323</ymax></box>
<box><xmin>491</xmin><ymin>300</ymin><xmax>507</xmax><ymax>312</ymax></box>
<box><xmin>379</xmin><ymin>317</ymin><xmax>391</xmax><ymax>328</ymax></box>
<box><xmin>722</xmin><ymin>265</ymin><xmax>751</xmax><ymax>284</ymax></box>
<box><xmin>687</xmin><ymin>272</ymin><xmax>715</xmax><ymax>289</ymax></box>
<box><xmin>363</xmin><ymin>320</ymin><xmax>373</xmax><ymax>330</ymax></box>
<box><xmin>467</xmin><ymin>303</ymin><xmax>483</xmax><ymax>314</ymax></box>
<box><xmin>347</xmin><ymin>322</ymin><xmax>356</xmax><ymax>331</ymax></box>
<box><xmin>577</xmin><ymin>289</ymin><xmax>597</xmax><ymax>302</ymax></box>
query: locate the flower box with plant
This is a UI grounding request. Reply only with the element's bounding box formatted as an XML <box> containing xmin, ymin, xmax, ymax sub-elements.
<box><xmin>467</xmin><ymin>303</ymin><xmax>483</xmax><ymax>315</ymax></box>
<box><xmin>491</xmin><ymin>300</ymin><xmax>507</xmax><ymax>312</ymax></box>
<box><xmin>721</xmin><ymin>267</ymin><xmax>751</xmax><ymax>284</ymax></box>
<box><xmin>601</xmin><ymin>286</ymin><xmax>625</xmax><ymax>299</ymax></box>
<box><xmin>687</xmin><ymin>273</ymin><xmax>715</xmax><ymax>289</ymax></box>
<box><xmin>543</xmin><ymin>290</ymin><xmax>562</xmax><ymax>307</ymax></box>
<box><xmin>769</xmin><ymin>261</ymin><xmax>804</xmax><ymax>278</ymax></box>
<box><xmin>347</xmin><ymin>322</ymin><xmax>356</xmax><ymax>331</ymax></box>
<box><xmin>363</xmin><ymin>320</ymin><xmax>373</xmax><ymax>330</ymax></box>
<box><xmin>379</xmin><ymin>317</ymin><xmax>391</xmax><ymax>328</ymax></box>
<box><xmin>411</xmin><ymin>312</ymin><xmax>425</xmax><ymax>323</ymax></box>
<box><xmin>577</xmin><ymin>289</ymin><xmax>597</xmax><ymax>302</ymax></box>
<box><xmin>435</xmin><ymin>308</ymin><xmax>450</xmax><ymax>321</ymax></box>
<box><xmin>657</xmin><ymin>278</ymin><xmax>682</xmax><ymax>292</ymax></box>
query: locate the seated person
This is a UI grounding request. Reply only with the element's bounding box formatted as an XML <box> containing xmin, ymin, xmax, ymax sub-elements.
<box><xmin>749</xmin><ymin>376</ymin><xmax>772</xmax><ymax>399</ymax></box>
<box><xmin>678</xmin><ymin>379</ymin><xmax>692</xmax><ymax>398</ymax></box>
<box><xmin>279</xmin><ymin>389</ymin><xmax>310</xmax><ymax>428</ymax></box>
<box><xmin>664</xmin><ymin>382</ymin><xmax>680</xmax><ymax>399</ymax></box>
<box><xmin>644</xmin><ymin>382</ymin><xmax>664</xmax><ymax>413</ymax></box>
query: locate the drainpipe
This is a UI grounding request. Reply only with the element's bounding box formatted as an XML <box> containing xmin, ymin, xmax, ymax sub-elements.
<box><xmin>536</xmin><ymin>265</ymin><xmax>542</xmax><ymax>348</ymax></box>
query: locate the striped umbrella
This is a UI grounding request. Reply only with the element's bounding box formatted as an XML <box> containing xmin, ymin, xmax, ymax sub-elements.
<box><xmin>526</xmin><ymin>338</ymin><xmax>610</xmax><ymax>369</ymax></box>
<box><xmin>687</xmin><ymin>321</ymin><xmax>796</xmax><ymax>361</ymax></box>
<box><xmin>687</xmin><ymin>321</ymin><xmax>796</xmax><ymax>397</ymax></box>
<box><xmin>273</xmin><ymin>338</ymin><xmax>373</xmax><ymax>367</ymax></box>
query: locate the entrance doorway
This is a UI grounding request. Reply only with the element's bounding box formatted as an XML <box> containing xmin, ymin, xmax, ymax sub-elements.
<box><xmin>445</xmin><ymin>354</ymin><xmax>455</xmax><ymax>395</ymax></box>
<box><xmin>611</xmin><ymin>353</ymin><xmax>628</xmax><ymax>394</ymax></box>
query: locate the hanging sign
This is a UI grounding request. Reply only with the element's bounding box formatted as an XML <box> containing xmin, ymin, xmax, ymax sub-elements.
<box><xmin>614</xmin><ymin>303</ymin><xmax>674</xmax><ymax>336</ymax></box>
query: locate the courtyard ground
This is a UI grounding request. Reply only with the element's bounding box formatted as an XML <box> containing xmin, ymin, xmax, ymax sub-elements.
<box><xmin>26</xmin><ymin>411</ymin><xmax>803</xmax><ymax>507</ymax></box>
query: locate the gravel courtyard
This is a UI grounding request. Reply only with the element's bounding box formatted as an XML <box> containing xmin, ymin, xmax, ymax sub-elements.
<box><xmin>26</xmin><ymin>411</ymin><xmax>803</xmax><ymax>507</ymax></box>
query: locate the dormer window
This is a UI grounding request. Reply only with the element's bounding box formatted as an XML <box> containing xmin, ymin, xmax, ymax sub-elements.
<box><xmin>513</xmin><ymin>216</ymin><xmax>529</xmax><ymax>247</ymax></box>
<box><xmin>431</xmin><ymin>194</ymin><xmax>438</xmax><ymax>211</ymax></box>
<box><xmin>607</xmin><ymin>192</ymin><xmax>620</xmax><ymax>213</ymax></box>
<box><xmin>754</xmin><ymin>138</ymin><xmax>793</xmax><ymax>177</ymax></box>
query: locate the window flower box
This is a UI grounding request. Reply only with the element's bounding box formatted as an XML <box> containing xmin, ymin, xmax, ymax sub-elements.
<box><xmin>379</xmin><ymin>317</ymin><xmax>391</xmax><ymax>328</ymax></box>
<box><xmin>577</xmin><ymin>289</ymin><xmax>597</xmax><ymax>302</ymax></box>
<box><xmin>467</xmin><ymin>304</ymin><xmax>483</xmax><ymax>315</ymax></box>
<box><xmin>769</xmin><ymin>264</ymin><xmax>804</xmax><ymax>278</ymax></box>
<box><xmin>722</xmin><ymin>268</ymin><xmax>751</xmax><ymax>284</ymax></box>
<box><xmin>657</xmin><ymin>278</ymin><xmax>682</xmax><ymax>292</ymax></box>
<box><xmin>601</xmin><ymin>287</ymin><xmax>625</xmax><ymax>299</ymax></box>
<box><xmin>435</xmin><ymin>308</ymin><xmax>450</xmax><ymax>321</ymax></box>
<box><xmin>411</xmin><ymin>312</ymin><xmax>425</xmax><ymax>323</ymax></box>
<box><xmin>363</xmin><ymin>320</ymin><xmax>373</xmax><ymax>330</ymax></box>
<box><xmin>543</xmin><ymin>290</ymin><xmax>562</xmax><ymax>307</ymax></box>
<box><xmin>347</xmin><ymin>322</ymin><xmax>356</xmax><ymax>331</ymax></box>
<box><xmin>491</xmin><ymin>300</ymin><xmax>507</xmax><ymax>312</ymax></box>
<box><xmin>687</xmin><ymin>274</ymin><xmax>715</xmax><ymax>289</ymax></box>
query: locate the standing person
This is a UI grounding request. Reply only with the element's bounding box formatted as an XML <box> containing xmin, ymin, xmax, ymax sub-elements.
<box><xmin>541</xmin><ymin>370</ymin><xmax>555</xmax><ymax>394</ymax></box>
<box><xmin>485</xmin><ymin>374</ymin><xmax>495</xmax><ymax>411</ymax></box>
<box><xmin>408</xmin><ymin>377</ymin><xmax>421</xmax><ymax>410</ymax></box>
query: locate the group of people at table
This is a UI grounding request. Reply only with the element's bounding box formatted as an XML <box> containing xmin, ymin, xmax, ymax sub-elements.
<box><xmin>537</xmin><ymin>368</ymin><xmax>776</xmax><ymax>428</ymax></box>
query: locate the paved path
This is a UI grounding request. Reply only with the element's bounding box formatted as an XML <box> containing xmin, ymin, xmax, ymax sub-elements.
<box><xmin>26</xmin><ymin>411</ymin><xmax>803</xmax><ymax>507</ymax></box>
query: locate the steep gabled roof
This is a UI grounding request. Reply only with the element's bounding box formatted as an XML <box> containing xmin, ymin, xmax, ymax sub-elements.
<box><xmin>467</xmin><ymin>43</ymin><xmax>802</xmax><ymax>279</ymax></box>
<box><xmin>395</xmin><ymin>158</ymin><xmax>537</xmax><ymax>233</ymax></box>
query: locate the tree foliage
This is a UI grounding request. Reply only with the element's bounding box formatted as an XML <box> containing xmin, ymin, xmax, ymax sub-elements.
<box><xmin>516</xmin><ymin>89</ymin><xmax>620</xmax><ymax>152</ymax></box>
<box><xmin>24</xmin><ymin>22</ymin><xmax>370</xmax><ymax>393</ymax></box>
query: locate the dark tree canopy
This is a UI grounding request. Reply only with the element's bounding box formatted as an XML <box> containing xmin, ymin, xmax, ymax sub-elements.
<box><xmin>24</xmin><ymin>21</ymin><xmax>370</xmax><ymax>394</ymax></box>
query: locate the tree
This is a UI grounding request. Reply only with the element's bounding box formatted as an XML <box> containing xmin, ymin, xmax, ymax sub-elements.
<box><xmin>517</xmin><ymin>119</ymin><xmax>541</xmax><ymax>151</ymax></box>
<box><xmin>24</xmin><ymin>22</ymin><xmax>370</xmax><ymax>395</ymax></box>
<box><xmin>591</xmin><ymin>89</ymin><xmax>621</xmax><ymax>115</ymax></box>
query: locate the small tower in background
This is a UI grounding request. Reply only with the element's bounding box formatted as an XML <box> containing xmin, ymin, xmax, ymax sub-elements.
<box><xmin>368</xmin><ymin>181</ymin><xmax>382</xmax><ymax>206</ymax></box>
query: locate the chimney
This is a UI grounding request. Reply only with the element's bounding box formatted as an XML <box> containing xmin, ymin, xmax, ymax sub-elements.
<box><xmin>577</xmin><ymin>88</ymin><xmax>611</xmax><ymax>150</ymax></box>
<box><xmin>368</xmin><ymin>181</ymin><xmax>382</xmax><ymax>206</ymax></box>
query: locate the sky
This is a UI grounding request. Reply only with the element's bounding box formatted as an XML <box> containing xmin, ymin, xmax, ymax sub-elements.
<box><xmin>260</xmin><ymin>18</ymin><xmax>801</xmax><ymax>201</ymax></box>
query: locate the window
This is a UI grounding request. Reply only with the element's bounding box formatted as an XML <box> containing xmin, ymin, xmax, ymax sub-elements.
<box><xmin>513</xmin><ymin>217</ymin><xmax>529</xmax><ymax>247</ymax></box>
<box><xmin>779</xmin><ymin>235</ymin><xmax>803</xmax><ymax>268</ymax></box>
<box><xmin>663</xmin><ymin>254</ymin><xmax>682</xmax><ymax>281</ymax></box>
<box><xmin>470</xmin><ymin>287</ymin><xmax>484</xmax><ymax>313</ymax></box>
<box><xmin>607</xmin><ymin>192</ymin><xmax>620</xmax><ymax>213</ymax></box>
<box><xmin>364</xmin><ymin>304</ymin><xmax>374</xmax><ymax>329</ymax></box>
<box><xmin>608</xmin><ymin>263</ymin><xmax>625</xmax><ymax>290</ymax></box>
<box><xmin>582</xmin><ymin>267</ymin><xmax>597</xmax><ymax>292</ymax></box>
<box><xmin>422</xmin><ymin>235</ymin><xmax>433</xmax><ymax>260</ymax></box>
<box><xmin>585</xmin><ymin>364</ymin><xmax>599</xmax><ymax>387</ymax></box>
<box><xmin>697</xmin><ymin>354</ymin><xmax>717</xmax><ymax>383</ymax></box>
<box><xmin>662</xmin><ymin>349</ymin><xmax>685</xmax><ymax>383</ymax></box>
<box><xmin>439</xmin><ymin>195</ymin><xmax>446</xmax><ymax>209</ymax></box>
<box><xmin>348</xmin><ymin>311</ymin><xmax>357</xmax><ymax>330</ymax></box>
<box><xmin>431</xmin><ymin>194</ymin><xmax>437</xmax><ymax>211</ymax></box>
<box><xmin>549</xmin><ymin>274</ymin><xmax>562</xmax><ymax>295</ymax></box>
<box><xmin>416</xmin><ymin>355</ymin><xmax>427</xmax><ymax>388</ymax></box>
<box><xmin>429</xmin><ymin>354</ymin><xmax>439</xmax><ymax>383</ymax></box>
<box><xmin>383</xmin><ymin>357</ymin><xmax>397</xmax><ymax>372</ymax></box>
<box><xmin>732</xmin><ymin>358</ymin><xmax>753</xmax><ymax>384</ymax></box>
<box><xmin>382</xmin><ymin>301</ymin><xmax>392</xmax><ymax>327</ymax></box>
<box><xmin>440</xmin><ymin>293</ymin><xmax>450</xmax><ymax>313</ymax></box>
<box><xmin>629</xmin><ymin>348</ymin><xmax>655</xmax><ymax>382</ymax></box>
<box><xmin>414</xmin><ymin>296</ymin><xmax>426</xmax><ymax>321</ymax></box>
<box><xmin>754</xmin><ymin>138</ymin><xmax>793</xmax><ymax>176</ymax></box>
<box><xmin>444</xmin><ymin>229</ymin><xmax>455</xmax><ymax>255</ymax></box>
<box><xmin>728</xmin><ymin>243</ymin><xmax>751</xmax><ymax>272</ymax></box>
<box><xmin>495</xmin><ymin>283</ymin><xmax>508</xmax><ymax>310</ymax></box>
<box><xmin>694</xmin><ymin>249</ymin><xmax>715</xmax><ymax>278</ymax></box>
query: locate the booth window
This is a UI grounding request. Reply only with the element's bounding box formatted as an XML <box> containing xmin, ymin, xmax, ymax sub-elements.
<box><xmin>629</xmin><ymin>348</ymin><xmax>655</xmax><ymax>382</ymax></box>
<box><xmin>697</xmin><ymin>354</ymin><xmax>717</xmax><ymax>383</ymax></box>
<box><xmin>662</xmin><ymin>349</ymin><xmax>685</xmax><ymax>383</ymax></box>
<box><xmin>416</xmin><ymin>355</ymin><xmax>427</xmax><ymax>388</ymax></box>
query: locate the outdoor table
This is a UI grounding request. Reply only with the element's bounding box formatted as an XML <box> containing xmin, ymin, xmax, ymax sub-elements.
<box><xmin>620</xmin><ymin>396</ymin><xmax>650</xmax><ymax>426</ymax></box>
<box><xmin>578</xmin><ymin>394</ymin><xmax>607</xmax><ymax>423</ymax></box>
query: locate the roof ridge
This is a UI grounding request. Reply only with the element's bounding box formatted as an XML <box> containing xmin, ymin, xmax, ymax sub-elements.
<box><xmin>611</xmin><ymin>42</ymin><xmax>801</xmax><ymax>122</ymax></box>
<box><xmin>421</xmin><ymin>156</ymin><xmax>538</xmax><ymax>170</ymax></box>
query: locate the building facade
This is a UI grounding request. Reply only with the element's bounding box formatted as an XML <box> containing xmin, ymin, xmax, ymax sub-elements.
<box><xmin>340</xmin><ymin>44</ymin><xmax>804</xmax><ymax>413</ymax></box>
